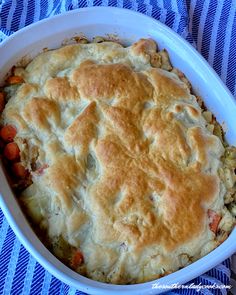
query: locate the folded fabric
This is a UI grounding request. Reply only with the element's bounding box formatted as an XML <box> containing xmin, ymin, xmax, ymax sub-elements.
<box><xmin>0</xmin><ymin>1</ymin><xmax>235</xmax><ymax>294</ymax></box>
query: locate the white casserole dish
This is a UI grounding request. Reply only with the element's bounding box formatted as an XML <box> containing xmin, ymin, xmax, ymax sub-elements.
<box><xmin>0</xmin><ymin>7</ymin><xmax>236</xmax><ymax>295</ymax></box>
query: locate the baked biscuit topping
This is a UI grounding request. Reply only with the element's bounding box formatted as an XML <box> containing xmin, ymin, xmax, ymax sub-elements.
<box><xmin>0</xmin><ymin>38</ymin><xmax>235</xmax><ymax>284</ymax></box>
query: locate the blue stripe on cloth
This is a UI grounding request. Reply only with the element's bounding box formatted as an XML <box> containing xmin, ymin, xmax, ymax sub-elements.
<box><xmin>48</xmin><ymin>275</ymin><xmax>63</xmax><ymax>295</ymax></box>
<box><xmin>25</xmin><ymin>0</ymin><xmax>35</xmax><ymax>26</ymax></box>
<box><xmin>163</xmin><ymin>0</ymin><xmax>172</xmax><ymax>11</ymax></box>
<box><xmin>11</xmin><ymin>0</ymin><xmax>24</xmax><ymax>31</ymax></box>
<box><xmin>30</xmin><ymin>263</ymin><xmax>46</xmax><ymax>295</ymax></box>
<box><xmin>11</xmin><ymin>246</ymin><xmax>30</xmax><ymax>295</ymax></box>
<box><xmin>176</xmin><ymin>0</ymin><xmax>188</xmax><ymax>15</ymax></box>
<box><xmin>123</xmin><ymin>0</ymin><xmax>132</xmax><ymax>10</ymax></box>
<box><xmin>108</xmin><ymin>0</ymin><xmax>119</xmax><ymax>7</ymax></box>
<box><xmin>61</xmin><ymin>283</ymin><xmax>70</xmax><ymax>295</ymax></box>
<box><xmin>200</xmin><ymin>0</ymin><xmax>217</xmax><ymax>60</ymax></box>
<box><xmin>39</xmin><ymin>0</ymin><xmax>48</xmax><ymax>19</ymax></box>
<box><xmin>222</xmin><ymin>257</ymin><xmax>231</xmax><ymax>269</ymax></box>
<box><xmin>0</xmin><ymin>209</ymin><xmax>4</xmax><ymax>228</ymax></box>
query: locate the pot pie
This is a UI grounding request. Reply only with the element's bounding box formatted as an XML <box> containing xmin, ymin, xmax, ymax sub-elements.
<box><xmin>0</xmin><ymin>38</ymin><xmax>236</xmax><ymax>284</ymax></box>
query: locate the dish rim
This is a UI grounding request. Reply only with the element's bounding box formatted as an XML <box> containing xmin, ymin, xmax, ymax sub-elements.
<box><xmin>0</xmin><ymin>6</ymin><xmax>236</xmax><ymax>295</ymax></box>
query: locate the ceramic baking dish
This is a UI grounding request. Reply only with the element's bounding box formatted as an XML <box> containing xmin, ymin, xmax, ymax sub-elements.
<box><xmin>0</xmin><ymin>7</ymin><xmax>236</xmax><ymax>295</ymax></box>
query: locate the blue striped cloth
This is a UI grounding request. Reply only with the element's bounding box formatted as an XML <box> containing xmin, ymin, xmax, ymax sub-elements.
<box><xmin>0</xmin><ymin>1</ymin><xmax>235</xmax><ymax>294</ymax></box>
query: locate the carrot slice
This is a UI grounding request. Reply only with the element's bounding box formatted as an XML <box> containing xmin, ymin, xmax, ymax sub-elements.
<box><xmin>71</xmin><ymin>250</ymin><xmax>84</xmax><ymax>269</ymax></box>
<box><xmin>0</xmin><ymin>138</ymin><xmax>5</xmax><ymax>152</ymax></box>
<box><xmin>5</xmin><ymin>75</ymin><xmax>24</xmax><ymax>85</ymax></box>
<box><xmin>208</xmin><ymin>209</ymin><xmax>221</xmax><ymax>234</ymax></box>
<box><xmin>4</xmin><ymin>142</ymin><xmax>20</xmax><ymax>161</ymax></box>
<box><xmin>0</xmin><ymin>125</ymin><xmax>17</xmax><ymax>142</ymax></box>
<box><xmin>0</xmin><ymin>92</ymin><xmax>5</xmax><ymax>113</ymax></box>
<box><xmin>12</xmin><ymin>162</ymin><xmax>28</xmax><ymax>178</ymax></box>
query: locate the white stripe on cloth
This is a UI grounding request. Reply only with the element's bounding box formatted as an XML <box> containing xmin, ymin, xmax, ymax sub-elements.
<box><xmin>171</xmin><ymin>0</ymin><xmax>181</xmax><ymax>33</ymax></box>
<box><xmin>208</xmin><ymin>0</ymin><xmax>225</xmax><ymax>66</ymax></box>
<box><xmin>87</xmin><ymin>0</ymin><xmax>94</xmax><ymax>7</ymax></box>
<box><xmin>196</xmin><ymin>0</ymin><xmax>211</xmax><ymax>52</ymax></box>
<box><xmin>0</xmin><ymin>218</ymin><xmax>9</xmax><ymax>253</ymax></box>
<box><xmin>117</xmin><ymin>0</ymin><xmax>124</xmax><ymax>8</ymax></box>
<box><xmin>72</xmin><ymin>0</ymin><xmax>79</xmax><ymax>9</ymax></box>
<box><xmin>156</xmin><ymin>0</ymin><xmax>164</xmax><ymax>9</ymax></box>
<box><xmin>172</xmin><ymin>13</ymin><xmax>182</xmax><ymax>33</ymax></box>
<box><xmin>145</xmin><ymin>4</ymin><xmax>153</xmax><ymax>16</ymax></box>
<box><xmin>143</xmin><ymin>0</ymin><xmax>150</xmax><ymax>5</ymax></box>
<box><xmin>0</xmin><ymin>31</ymin><xmax>8</xmax><ymax>42</ymax></box>
<box><xmin>33</xmin><ymin>1</ymin><xmax>41</xmax><ymax>23</ymax></box>
<box><xmin>46</xmin><ymin>0</ymin><xmax>54</xmax><ymax>17</ymax></box>
<box><xmin>61</xmin><ymin>0</ymin><xmax>67</xmax><ymax>13</ymax></box>
<box><xmin>220</xmin><ymin>1</ymin><xmax>236</xmax><ymax>83</ymax></box>
<box><xmin>181</xmin><ymin>26</ymin><xmax>191</xmax><ymax>40</ymax></box>
<box><xmin>102</xmin><ymin>0</ymin><xmax>109</xmax><ymax>6</ymax></box>
<box><xmin>159</xmin><ymin>0</ymin><xmax>167</xmax><ymax>25</ymax></box>
<box><xmin>21</xmin><ymin>255</ymin><xmax>36</xmax><ymax>295</ymax></box>
<box><xmin>214</xmin><ymin>263</ymin><xmax>231</xmax><ymax>278</ymax></box>
<box><xmin>68</xmin><ymin>286</ymin><xmax>77</xmax><ymax>295</ymax></box>
<box><xmin>2</xmin><ymin>238</ymin><xmax>21</xmax><ymax>295</ymax></box>
<box><xmin>131</xmin><ymin>0</ymin><xmax>138</xmax><ymax>11</ymax></box>
<box><xmin>41</xmin><ymin>271</ymin><xmax>52</xmax><ymax>295</ymax></box>
<box><xmin>171</xmin><ymin>0</ymin><xmax>178</xmax><ymax>13</ymax></box>
<box><xmin>19</xmin><ymin>0</ymin><xmax>29</xmax><ymax>29</ymax></box>
<box><xmin>6</xmin><ymin>0</ymin><xmax>17</xmax><ymax>30</ymax></box>
<box><xmin>200</xmin><ymin>274</ymin><xmax>228</xmax><ymax>295</ymax></box>
<box><xmin>200</xmin><ymin>288</ymin><xmax>215</xmax><ymax>295</ymax></box>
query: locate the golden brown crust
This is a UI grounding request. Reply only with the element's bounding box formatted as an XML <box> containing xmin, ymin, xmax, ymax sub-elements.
<box><xmin>71</xmin><ymin>61</ymin><xmax>153</xmax><ymax>104</ymax></box>
<box><xmin>131</xmin><ymin>38</ymin><xmax>157</xmax><ymax>57</ymax></box>
<box><xmin>64</xmin><ymin>101</ymin><xmax>98</xmax><ymax>156</ymax></box>
<box><xmin>45</xmin><ymin>77</ymin><xmax>79</xmax><ymax>102</ymax></box>
<box><xmin>1</xmin><ymin>38</ymin><xmax>232</xmax><ymax>284</ymax></box>
<box><xmin>43</xmin><ymin>154</ymin><xmax>82</xmax><ymax>209</ymax></box>
<box><xmin>23</xmin><ymin>97</ymin><xmax>60</xmax><ymax>131</ymax></box>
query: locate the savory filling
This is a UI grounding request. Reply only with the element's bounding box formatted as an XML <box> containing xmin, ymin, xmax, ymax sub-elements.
<box><xmin>0</xmin><ymin>37</ymin><xmax>235</xmax><ymax>284</ymax></box>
